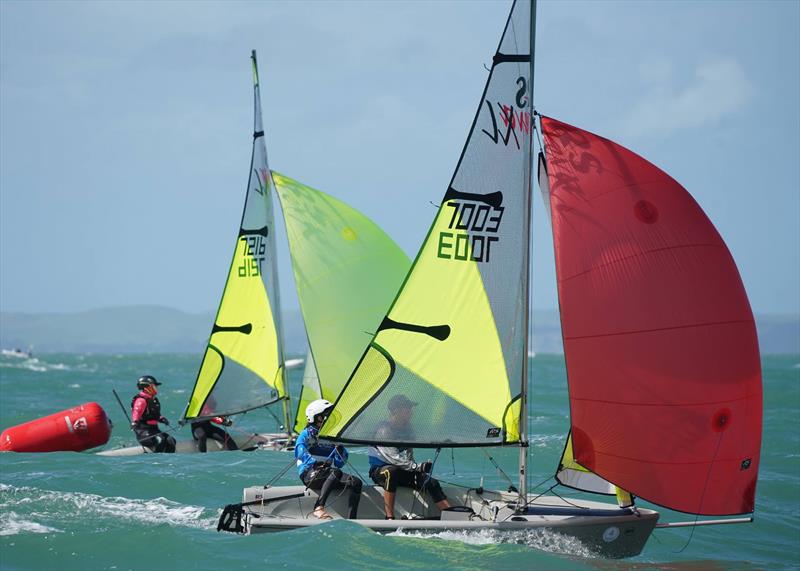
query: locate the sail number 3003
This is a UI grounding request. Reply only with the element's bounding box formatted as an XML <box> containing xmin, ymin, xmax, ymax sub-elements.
<box><xmin>437</xmin><ymin>201</ymin><xmax>504</xmax><ymax>263</ymax></box>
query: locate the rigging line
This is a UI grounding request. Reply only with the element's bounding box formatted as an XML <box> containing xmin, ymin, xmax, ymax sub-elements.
<box><xmin>264</xmin><ymin>404</ymin><xmax>285</xmax><ymax>431</ymax></box>
<box><xmin>544</xmin><ymin>486</ymin><xmax>589</xmax><ymax>510</ymax></box>
<box><xmin>529</xmin><ymin>474</ymin><xmax>556</xmax><ymax>493</ymax></box>
<box><xmin>482</xmin><ymin>449</ymin><xmax>517</xmax><ymax>490</ymax></box>
<box><xmin>671</xmin><ymin>429</ymin><xmax>726</xmax><ymax>554</ymax></box>
<box><xmin>341</xmin><ymin>456</ymin><xmax>385</xmax><ymax>515</ymax></box>
<box><xmin>264</xmin><ymin>457</ymin><xmax>298</xmax><ymax>489</ymax></box>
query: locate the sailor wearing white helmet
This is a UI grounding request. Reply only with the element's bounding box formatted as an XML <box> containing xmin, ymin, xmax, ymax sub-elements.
<box><xmin>294</xmin><ymin>399</ymin><xmax>362</xmax><ymax>520</ymax></box>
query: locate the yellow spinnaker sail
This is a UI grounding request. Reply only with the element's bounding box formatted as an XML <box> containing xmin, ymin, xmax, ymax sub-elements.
<box><xmin>272</xmin><ymin>173</ymin><xmax>410</xmax><ymax>434</ymax></box>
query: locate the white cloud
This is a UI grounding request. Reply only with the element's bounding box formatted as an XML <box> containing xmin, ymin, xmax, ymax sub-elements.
<box><xmin>620</xmin><ymin>57</ymin><xmax>755</xmax><ymax>139</ymax></box>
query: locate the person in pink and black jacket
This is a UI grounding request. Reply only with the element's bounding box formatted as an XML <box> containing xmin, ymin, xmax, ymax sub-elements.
<box><xmin>130</xmin><ymin>375</ymin><xmax>176</xmax><ymax>453</ymax></box>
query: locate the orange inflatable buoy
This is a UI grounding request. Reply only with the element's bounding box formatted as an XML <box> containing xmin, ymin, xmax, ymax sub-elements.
<box><xmin>0</xmin><ymin>402</ymin><xmax>112</xmax><ymax>452</ymax></box>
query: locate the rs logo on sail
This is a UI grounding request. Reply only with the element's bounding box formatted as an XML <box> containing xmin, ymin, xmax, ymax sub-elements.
<box><xmin>482</xmin><ymin>76</ymin><xmax>532</xmax><ymax>149</ymax></box>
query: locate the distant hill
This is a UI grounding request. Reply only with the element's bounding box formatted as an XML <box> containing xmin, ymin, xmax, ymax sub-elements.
<box><xmin>0</xmin><ymin>305</ymin><xmax>308</xmax><ymax>355</ymax></box>
<box><xmin>0</xmin><ymin>305</ymin><xmax>797</xmax><ymax>354</ymax></box>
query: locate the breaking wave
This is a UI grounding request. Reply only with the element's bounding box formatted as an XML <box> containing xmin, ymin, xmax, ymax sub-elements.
<box><xmin>387</xmin><ymin>526</ymin><xmax>598</xmax><ymax>558</ymax></box>
<box><xmin>0</xmin><ymin>483</ymin><xmax>217</xmax><ymax>534</ymax></box>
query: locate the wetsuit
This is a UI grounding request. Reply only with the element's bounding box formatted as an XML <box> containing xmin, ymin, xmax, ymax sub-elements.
<box><xmin>131</xmin><ymin>391</ymin><xmax>176</xmax><ymax>453</ymax></box>
<box><xmin>191</xmin><ymin>417</ymin><xmax>238</xmax><ymax>452</ymax></box>
<box><xmin>367</xmin><ymin>422</ymin><xmax>446</xmax><ymax>503</ymax></box>
<box><xmin>295</xmin><ymin>424</ymin><xmax>361</xmax><ymax>518</ymax></box>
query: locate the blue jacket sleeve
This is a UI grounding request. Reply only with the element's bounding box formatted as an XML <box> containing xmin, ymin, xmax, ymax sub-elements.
<box><xmin>333</xmin><ymin>446</ymin><xmax>348</xmax><ymax>468</ymax></box>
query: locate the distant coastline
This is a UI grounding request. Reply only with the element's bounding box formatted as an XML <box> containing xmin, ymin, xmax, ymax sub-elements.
<box><xmin>1</xmin><ymin>305</ymin><xmax>797</xmax><ymax>355</ymax></box>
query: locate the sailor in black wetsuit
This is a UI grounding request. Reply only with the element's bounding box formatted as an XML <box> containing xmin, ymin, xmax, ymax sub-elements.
<box><xmin>191</xmin><ymin>416</ymin><xmax>238</xmax><ymax>453</ymax></box>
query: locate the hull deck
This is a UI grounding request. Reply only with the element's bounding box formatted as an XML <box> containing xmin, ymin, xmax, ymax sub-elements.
<box><xmin>231</xmin><ymin>483</ymin><xmax>658</xmax><ymax>558</ymax></box>
<box><xmin>96</xmin><ymin>432</ymin><xmax>291</xmax><ymax>456</ymax></box>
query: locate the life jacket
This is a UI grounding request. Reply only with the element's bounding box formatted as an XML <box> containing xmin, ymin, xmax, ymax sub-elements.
<box><xmin>131</xmin><ymin>393</ymin><xmax>161</xmax><ymax>425</ymax></box>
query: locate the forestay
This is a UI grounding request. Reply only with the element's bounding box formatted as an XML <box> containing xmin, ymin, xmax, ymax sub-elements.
<box><xmin>182</xmin><ymin>52</ymin><xmax>287</xmax><ymax>422</ymax></box>
<box><xmin>539</xmin><ymin>116</ymin><xmax>762</xmax><ymax>515</ymax></box>
<box><xmin>271</xmin><ymin>173</ymin><xmax>410</xmax><ymax>434</ymax></box>
<box><xmin>321</xmin><ymin>0</ymin><xmax>533</xmax><ymax>447</ymax></box>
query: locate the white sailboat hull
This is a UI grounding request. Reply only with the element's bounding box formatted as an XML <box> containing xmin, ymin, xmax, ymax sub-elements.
<box><xmin>96</xmin><ymin>432</ymin><xmax>291</xmax><ymax>456</ymax></box>
<box><xmin>229</xmin><ymin>483</ymin><xmax>658</xmax><ymax>558</ymax></box>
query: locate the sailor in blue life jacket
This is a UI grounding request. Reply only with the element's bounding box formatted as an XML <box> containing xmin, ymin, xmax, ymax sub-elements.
<box><xmin>130</xmin><ymin>375</ymin><xmax>176</xmax><ymax>453</ymax></box>
<box><xmin>368</xmin><ymin>394</ymin><xmax>451</xmax><ymax>519</ymax></box>
<box><xmin>294</xmin><ymin>399</ymin><xmax>362</xmax><ymax>520</ymax></box>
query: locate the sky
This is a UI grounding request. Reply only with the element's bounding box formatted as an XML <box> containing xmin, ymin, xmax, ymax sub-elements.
<box><xmin>1</xmin><ymin>0</ymin><xmax>798</xmax><ymax>317</ymax></box>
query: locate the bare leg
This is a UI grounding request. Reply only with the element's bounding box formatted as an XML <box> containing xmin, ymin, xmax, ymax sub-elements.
<box><xmin>383</xmin><ymin>490</ymin><xmax>396</xmax><ymax>519</ymax></box>
<box><xmin>435</xmin><ymin>499</ymin><xmax>451</xmax><ymax>510</ymax></box>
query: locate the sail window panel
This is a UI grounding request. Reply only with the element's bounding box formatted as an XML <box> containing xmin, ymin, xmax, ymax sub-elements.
<box><xmin>336</xmin><ymin>354</ymin><xmax>507</xmax><ymax>447</ymax></box>
<box><xmin>322</xmin><ymin>345</ymin><xmax>394</xmax><ymax>438</ymax></box>
<box><xmin>202</xmin><ymin>356</ymin><xmax>279</xmax><ymax>419</ymax></box>
<box><xmin>541</xmin><ymin>116</ymin><xmax>762</xmax><ymax>516</ymax></box>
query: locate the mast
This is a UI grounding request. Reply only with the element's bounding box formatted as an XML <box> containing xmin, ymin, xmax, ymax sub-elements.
<box><xmin>518</xmin><ymin>0</ymin><xmax>536</xmax><ymax>511</ymax></box>
<box><xmin>252</xmin><ymin>49</ymin><xmax>293</xmax><ymax>437</ymax></box>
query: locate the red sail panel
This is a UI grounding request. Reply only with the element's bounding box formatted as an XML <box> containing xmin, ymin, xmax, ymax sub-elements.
<box><xmin>540</xmin><ymin>116</ymin><xmax>762</xmax><ymax>515</ymax></box>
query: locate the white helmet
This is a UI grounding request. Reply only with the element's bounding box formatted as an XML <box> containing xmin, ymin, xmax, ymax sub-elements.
<box><xmin>305</xmin><ymin>399</ymin><xmax>333</xmax><ymax>423</ymax></box>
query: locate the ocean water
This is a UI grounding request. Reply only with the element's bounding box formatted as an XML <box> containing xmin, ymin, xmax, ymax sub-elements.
<box><xmin>0</xmin><ymin>353</ymin><xmax>797</xmax><ymax>571</ymax></box>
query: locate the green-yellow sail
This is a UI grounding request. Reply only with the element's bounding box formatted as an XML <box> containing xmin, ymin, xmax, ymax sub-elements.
<box><xmin>182</xmin><ymin>51</ymin><xmax>287</xmax><ymax>423</ymax></box>
<box><xmin>320</xmin><ymin>0</ymin><xmax>532</xmax><ymax>447</ymax></box>
<box><xmin>271</xmin><ymin>172</ymin><xmax>410</xmax><ymax>434</ymax></box>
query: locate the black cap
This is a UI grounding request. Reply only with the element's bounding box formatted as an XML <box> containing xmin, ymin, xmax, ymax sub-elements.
<box><xmin>388</xmin><ymin>394</ymin><xmax>417</xmax><ymax>412</ymax></box>
<box><xmin>137</xmin><ymin>375</ymin><xmax>162</xmax><ymax>389</ymax></box>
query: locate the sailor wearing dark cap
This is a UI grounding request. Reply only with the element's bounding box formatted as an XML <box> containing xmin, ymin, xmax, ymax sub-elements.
<box><xmin>367</xmin><ymin>394</ymin><xmax>451</xmax><ymax>519</ymax></box>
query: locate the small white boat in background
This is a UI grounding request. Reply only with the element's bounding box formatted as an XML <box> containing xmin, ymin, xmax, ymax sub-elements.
<box><xmin>1</xmin><ymin>348</ymin><xmax>33</xmax><ymax>359</ymax></box>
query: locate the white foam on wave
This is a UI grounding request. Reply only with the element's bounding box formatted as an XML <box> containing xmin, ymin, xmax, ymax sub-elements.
<box><xmin>0</xmin><ymin>512</ymin><xmax>62</xmax><ymax>536</ymax></box>
<box><xmin>529</xmin><ymin>434</ymin><xmax>563</xmax><ymax>448</ymax></box>
<box><xmin>68</xmin><ymin>383</ymin><xmax>81</xmax><ymax>389</ymax></box>
<box><xmin>388</xmin><ymin>527</ymin><xmax>597</xmax><ymax>558</ymax></box>
<box><xmin>0</xmin><ymin>358</ymin><xmax>72</xmax><ymax>373</ymax></box>
<box><xmin>0</xmin><ymin>483</ymin><xmax>217</xmax><ymax>531</ymax></box>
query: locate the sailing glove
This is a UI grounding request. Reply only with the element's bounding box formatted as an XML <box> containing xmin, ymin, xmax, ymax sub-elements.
<box><xmin>160</xmin><ymin>417</ymin><xmax>170</xmax><ymax>425</ymax></box>
<box><xmin>419</xmin><ymin>461</ymin><xmax>433</xmax><ymax>474</ymax></box>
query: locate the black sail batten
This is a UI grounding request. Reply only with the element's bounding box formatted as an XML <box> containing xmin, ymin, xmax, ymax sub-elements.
<box><xmin>493</xmin><ymin>53</ymin><xmax>531</xmax><ymax>67</ymax></box>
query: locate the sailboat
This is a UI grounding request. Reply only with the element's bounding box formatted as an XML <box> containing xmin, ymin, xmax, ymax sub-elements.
<box><xmin>216</xmin><ymin>0</ymin><xmax>762</xmax><ymax>558</ymax></box>
<box><xmin>100</xmin><ymin>53</ymin><xmax>410</xmax><ymax>456</ymax></box>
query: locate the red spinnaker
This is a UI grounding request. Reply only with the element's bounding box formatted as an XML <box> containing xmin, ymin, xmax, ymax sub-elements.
<box><xmin>540</xmin><ymin>116</ymin><xmax>762</xmax><ymax>515</ymax></box>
